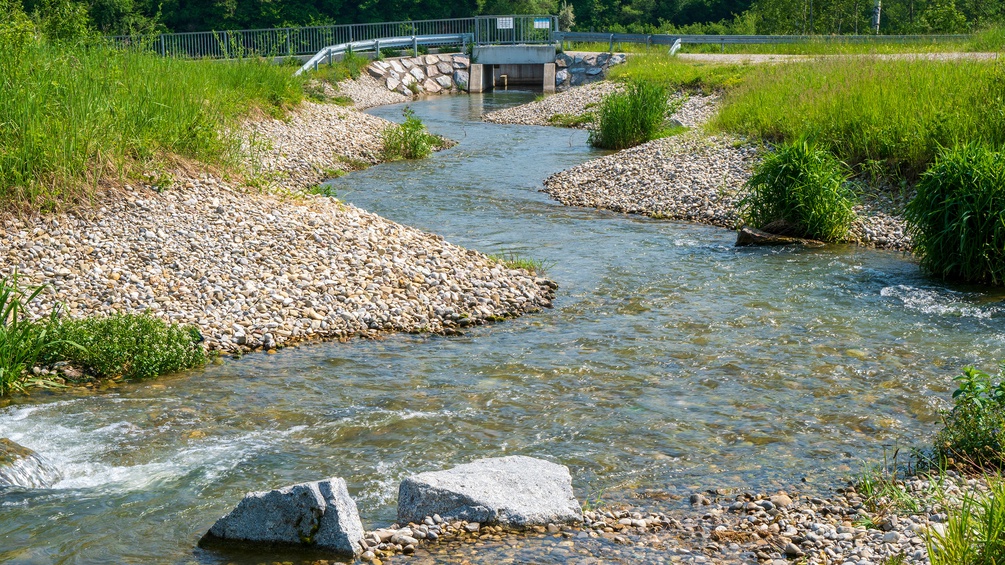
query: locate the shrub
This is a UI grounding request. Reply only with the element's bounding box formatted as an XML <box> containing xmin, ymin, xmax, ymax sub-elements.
<box><xmin>739</xmin><ymin>139</ymin><xmax>857</xmax><ymax>241</ymax></box>
<box><xmin>926</xmin><ymin>477</ymin><xmax>1005</xmax><ymax>565</ymax></box>
<box><xmin>43</xmin><ymin>313</ymin><xmax>206</xmax><ymax>381</ymax></box>
<box><xmin>381</xmin><ymin>107</ymin><xmax>442</xmax><ymax>160</ymax></box>
<box><xmin>589</xmin><ymin>80</ymin><xmax>672</xmax><ymax>150</ymax></box>
<box><xmin>906</xmin><ymin>144</ymin><xmax>1005</xmax><ymax>285</ymax></box>
<box><xmin>935</xmin><ymin>364</ymin><xmax>1005</xmax><ymax>471</ymax></box>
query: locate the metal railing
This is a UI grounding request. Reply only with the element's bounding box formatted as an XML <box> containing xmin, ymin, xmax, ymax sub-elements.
<box><xmin>554</xmin><ymin>31</ymin><xmax>971</xmax><ymax>52</ymax></box>
<box><xmin>110</xmin><ymin>15</ymin><xmax>557</xmax><ymax>59</ymax></box>
<box><xmin>297</xmin><ymin>34</ymin><xmax>471</xmax><ymax>75</ymax></box>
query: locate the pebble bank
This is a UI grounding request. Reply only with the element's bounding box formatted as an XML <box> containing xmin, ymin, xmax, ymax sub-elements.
<box><xmin>1</xmin><ymin>102</ymin><xmax>556</xmax><ymax>352</ymax></box>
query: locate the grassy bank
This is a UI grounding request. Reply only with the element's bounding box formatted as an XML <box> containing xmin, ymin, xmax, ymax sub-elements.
<box><xmin>0</xmin><ymin>35</ymin><xmax>304</xmax><ymax>213</ymax></box>
<box><xmin>714</xmin><ymin>57</ymin><xmax>1005</xmax><ymax>178</ymax></box>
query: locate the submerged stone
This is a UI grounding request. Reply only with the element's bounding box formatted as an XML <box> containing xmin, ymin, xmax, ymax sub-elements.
<box><xmin>0</xmin><ymin>438</ymin><xmax>62</xmax><ymax>489</ymax></box>
<box><xmin>201</xmin><ymin>477</ymin><xmax>364</xmax><ymax>557</ymax></box>
<box><xmin>397</xmin><ymin>455</ymin><xmax>582</xmax><ymax>526</ymax></box>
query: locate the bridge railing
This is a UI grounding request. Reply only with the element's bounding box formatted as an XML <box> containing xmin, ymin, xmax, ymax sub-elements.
<box><xmin>554</xmin><ymin>31</ymin><xmax>971</xmax><ymax>52</ymax></box>
<box><xmin>110</xmin><ymin>16</ymin><xmax>559</xmax><ymax>59</ymax></box>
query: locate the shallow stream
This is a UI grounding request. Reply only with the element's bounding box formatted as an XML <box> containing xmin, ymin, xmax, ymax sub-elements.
<box><xmin>3</xmin><ymin>92</ymin><xmax>1005</xmax><ymax>564</ymax></box>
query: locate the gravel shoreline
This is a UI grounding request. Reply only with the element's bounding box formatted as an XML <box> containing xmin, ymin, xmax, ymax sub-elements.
<box><xmin>488</xmin><ymin>81</ymin><xmax>911</xmax><ymax>251</ymax></box>
<box><xmin>2</xmin><ymin>102</ymin><xmax>555</xmax><ymax>352</ymax></box>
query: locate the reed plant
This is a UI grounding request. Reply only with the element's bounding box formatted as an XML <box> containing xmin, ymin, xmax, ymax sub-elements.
<box><xmin>589</xmin><ymin>80</ymin><xmax>673</xmax><ymax>150</ymax></box>
<box><xmin>0</xmin><ymin>35</ymin><xmax>304</xmax><ymax>213</ymax></box>
<box><xmin>926</xmin><ymin>477</ymin><xmax>1005</xmax><ymax>565</ymax></box>
<box><xmin>0</xmin><ymin>272</ymin><xmax>54</xmax><ymax>395</ymax></box>
<box><xmin>714</xmin><ymin>58</ymin><xmax>1005</xmax><ymax>180</ymax></box>
<box><xmin>739</xmin><ymin>139</ymin><xmax>857</xmax><ymax>241</ymax></box>
<box><xmin>905</xmin><ymin>144</ymin><xmax>1005</xmax><ymax>285</ymax></box>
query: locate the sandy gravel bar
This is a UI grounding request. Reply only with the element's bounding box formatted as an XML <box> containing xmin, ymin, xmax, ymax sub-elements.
<box><xmin>2</xmin><ymin>103</ymin><xmax>555</xmax><ymax>352</ymax></box>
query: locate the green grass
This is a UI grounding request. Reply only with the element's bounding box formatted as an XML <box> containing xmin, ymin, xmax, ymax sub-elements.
<box><xmin>0</xmin><ymin>272</ymin><xmax>59</xmax><ymax>395</ymax></box>
<box><xmin>381</xmin><ymin>107</ymin><xmax>443</xmax><ymax>161</ymax></box>
<box><xmin>927</xmin><ymin>477</ymin><xmax>1005</xmax><ymax>565</ymax></box>
<box><xmin>547</xmin><ymin>112</ymin><xmax>594</xmax><ymax>128</ymax></box>
<box><xmin>906</xmin><ymin>144</ymin><xmax>1005</xmax><ymax>285</ymax></box>
<box><xmin>608</xmin><ymin>53</ymin><xmax>752</xmax><ymax>93</ymax></box>
<box><xmin>714</xmin><ymin>58</ymin><xmax>1005</xmax><ymax>179</ymax></box>
<box><xmin>309</xmin><ymin>50</ymin><xmax>371</xmax><ymax>84</ymax></box>
<box><xmin>589</xmin><ymin>80</ymin><xmax>675</xmax><ymax>149</ymax></box>
<box><xmin>739</xmin><ymin>139</ymin><xmax>857</xmax><ymax>241</ymax></box>
<box><xmin>489</xmin><ymin>252</ymin><xmax>548</xmax><ymax>275</ymax></box>
<box><xmin>0</xmin><ymin>35</ymin><xmax>304</xmax><ymax>213</ymax></box>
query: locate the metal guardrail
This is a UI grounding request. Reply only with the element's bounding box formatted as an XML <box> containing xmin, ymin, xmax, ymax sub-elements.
<box><xmin>554</xmin><ymin>31</ymin><xmax>971</xmax><ymax>52</ymax></box>
<box><xmin>296</xmin><ymin>34</ymin><xmax>471</xmax><ymax>75</ymax></box>
<box><xmin>111</xmin><ymin>15</ymin><xmax>556</xmax><ymax>59</ymax></box>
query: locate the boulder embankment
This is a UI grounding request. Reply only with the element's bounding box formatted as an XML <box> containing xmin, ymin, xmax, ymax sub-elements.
<box><xmin>2</xmin><ymin>102</ymin><xmax>556</xmax><ymax>353</ymax></box>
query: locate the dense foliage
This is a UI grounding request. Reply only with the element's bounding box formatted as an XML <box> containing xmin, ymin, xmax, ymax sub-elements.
<box><xmin>906</xmin><ymin>144</ymin><xmax>1005</xmax><ymax>285</ymax></box>
<box><xmin>13</xmin><ymin>0</ymin><xmax>1003</xmax><ymax>36</ymax></box>
<box><xmin>935</xmin><ymin>364</ymin><xmax>1005</xmax><ymax>470</ymax></box>
<box><xmin>739</xmin><ymin>139</ymin><xmax>857</xmax><ymax>241</ymax></box>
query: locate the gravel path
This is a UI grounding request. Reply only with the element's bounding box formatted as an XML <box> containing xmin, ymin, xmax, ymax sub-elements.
<box><xmin>3</xmin><ymin>102</ymin><xmax>555</xmax><ymax>352</ymax></box>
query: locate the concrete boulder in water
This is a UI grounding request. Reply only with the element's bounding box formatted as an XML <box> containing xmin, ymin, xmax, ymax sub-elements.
<box><xmin>200</xmin><ymin>478</ymin><xmax>364</xmax><ymax>557</ymax></box>
<box><xmin>0</xmin><ymin>438</ymin><xmax>62</xmax><ymax>489</ymax></box>
<box><xmin>397</xmin><ymin>456</ymin><xmax>582</xmax><ymax>526</ymax></box>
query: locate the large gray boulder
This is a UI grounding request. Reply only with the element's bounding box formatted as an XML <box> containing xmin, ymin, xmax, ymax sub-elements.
<box><xmin>397</xmin><ymin>456</ymin><xmax>582</xmax><ymax>526</ymax></box>
<box><xmin>201</xmin><ymin>478</ymin><xmax>364</xmax><ymax>557</ymax></box>
<box><xmin>0</xmin><ymin>438</ymin><xmax>62</xmax><ymax>489</ymax></box>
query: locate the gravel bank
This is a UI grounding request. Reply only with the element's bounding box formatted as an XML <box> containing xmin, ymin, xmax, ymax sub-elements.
<box><xmin>3</xmin><ymin>102</ymin><xmax>555</xmax><ymax>352</ymax></box>
<box><xmin>483</xmin><ymin>82</ymin><xmax>619</xmax><ymax>127</ymax></box>
<box><xmin>336</xmin><ymin>74</ymin><xmax>411</xmax><ymax>110</ymax></box>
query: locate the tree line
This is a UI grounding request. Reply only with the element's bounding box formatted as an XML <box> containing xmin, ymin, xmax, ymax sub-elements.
<box><xmin>13</xmin><ymin>0</ymin><xmax>1003</xmax><ymax>37</ymax></box>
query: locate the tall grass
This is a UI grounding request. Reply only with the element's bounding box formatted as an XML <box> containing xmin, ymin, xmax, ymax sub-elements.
<box><xmin>0</xmin><ymin>36</ymin><xmax>304</xmax><ymax>213</ymax></box>
<box><xmin>905</xmin><ymin>144</ymin><xmax>1005</xmax><ymax>285</ymax></box>
<box><xmin>609</xmin><ymin>54</ymin><xmax>752</xmax><ymax>93</ymax></box>
<box><xmin>588</xmin><ymin>80</ymin><xmax>673</xmax><ymax>149</ymax></box>
<box><xmin>0</xmin><ymin>272</ymin><xmax>55</xmax><ymax>395</ymax></box>
<box><xmin>740</xmin><ymin>139</ymin><xmax>857</xmax><ymax>241</ymax></box>
<box><xmin>714</xmin><ymin>58</ymin><xmax>1005</xmax><ymax>179</ymax></box>
<box><xmin>927</xmin><ymin>477</ymin><xmax>1005</xmax><ymax>565</ymax></box>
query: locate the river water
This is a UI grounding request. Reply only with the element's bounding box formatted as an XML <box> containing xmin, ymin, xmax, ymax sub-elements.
<box><xmin>2</xmin><ymin>92</ymin><xmax>1005</xmax><ymax>564</ymax></box>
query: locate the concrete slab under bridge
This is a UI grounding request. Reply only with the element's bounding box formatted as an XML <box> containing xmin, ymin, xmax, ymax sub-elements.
<box><xmin>469</xmin><ymin>45</ymin><xmax>558</xmax><ymax>93</ymax></box>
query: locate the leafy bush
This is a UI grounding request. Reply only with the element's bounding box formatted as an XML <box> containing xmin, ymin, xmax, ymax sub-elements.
<box><xmin>935</xmin><ymin>364</ymin><xmax>1005</xmax><ymax>470</ymax></box>
<box><xmin>381</xmin><ymin>107</ymin><xmax>442</xmax><ymax>160</ymax></box>
<box><xmin>905</xmin><ymin>144</ymin><xmax>1005</xmax><ymax>285</ymax></box>
<box><xmin>43</xmin><ymin>314</ymin><xmax>206</xmax><ymax>381</ymax></box>
<box><xmin>739</xmin><ymin>139</ymin><xmax>857</xmax><ymax>241</ymax></box>
<box><xmin>927</xmin><ymin>477</ymin><xmax>1005</xmax><ymax>565</ymax></box>
<box><xmin>588</xmin><ymin>80</ymin><xmax>672</xmax><ymax>150</ymax></box>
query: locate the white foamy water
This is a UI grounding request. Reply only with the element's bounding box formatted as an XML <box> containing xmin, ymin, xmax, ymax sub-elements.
<box><xmin>881</xmin><ymin>284</ymin><xmax>1000</xmax><ymax>319</ymax></box>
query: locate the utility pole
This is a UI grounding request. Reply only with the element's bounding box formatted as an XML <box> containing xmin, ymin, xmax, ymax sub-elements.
<box><xmin>873</xmin><ymin>0</ymin><xmax>882</xmax><ymax>33</ymax></box>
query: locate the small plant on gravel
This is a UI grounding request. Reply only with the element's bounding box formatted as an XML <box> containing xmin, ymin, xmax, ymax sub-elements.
<box><xmin>489</xmin><ymin>252</ymin><xmax>548</xmax><ymax>275</ymax></box>
<box><xmin>926</xmin><ymin>476</ymin><xmax>1005</xmax><ymax>565</ymax></box>
<box><xmin>739</xmin><ymin>139</ymin><xmax>857</xmax><ymax>242</ymax></box>
<box><xmin>935</xmin><ymin>363</ymin><xmax>1005</xmax><ymax>471</ymax></box>
<box><xmin>905</xmin><ymin>144</ymin><xmax>1005</xmax><ymax>285</ymax></box>
<box><xmin>381</xmin><ymin>107</ymin><xmax>442</xmax><ymax>161</ymax></box>
<box><xmin>589</xmin><ymin>80</ymin><xmax>674</xmax><ymax>150</ymax></box>
<box><xmin>547</xmin><ymin>112</ymin><xmax>594</xmax><ymax>128</ymax></box>
<box><xmin>42</xmin><ymin>313</ymin><xmax>205</xmax><ymax>381</ymax></box>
